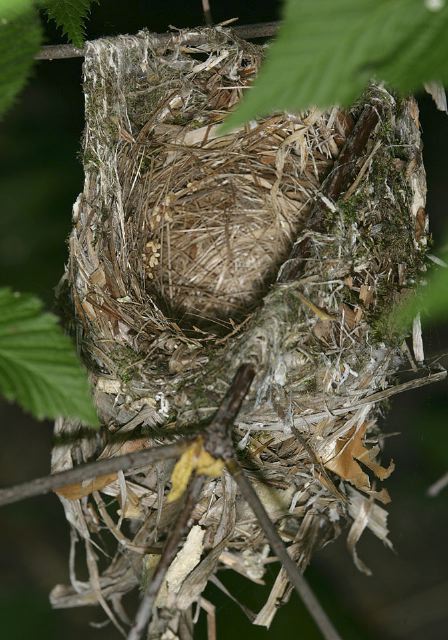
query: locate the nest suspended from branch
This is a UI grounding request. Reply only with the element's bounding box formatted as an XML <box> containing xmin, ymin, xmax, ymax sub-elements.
<box><xmin>51</xmin><ymin>26</ymin><xmax>435</xmax><ymax>638</ymax></box>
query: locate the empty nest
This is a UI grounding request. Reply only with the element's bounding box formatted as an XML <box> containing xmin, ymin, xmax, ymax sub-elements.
<box><xmin>50</xmin><ymin>26</ymin><xmax>434</xmax><ymax>639</ymax></box>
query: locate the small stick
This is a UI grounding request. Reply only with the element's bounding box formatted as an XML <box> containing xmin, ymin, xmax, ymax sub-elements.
<box><xmin>35</xmin><ymin>22</ymin><xmax>280</xmax><ymax>60</ymax></box>
<box><xmin>204</xmin><ymin>362</ymin><xmax>256</xmax><ymax>459</ymax></box>
<box><xmin>127</xmin><ymin>474</ymin><xmax>205</xmax><ymax>640</ymax></box>
<box><xmin>278</xmin><ymin>100</ymin><xmax>385</xmax><ymax>283</ymax></box>
<box><xmin>202</xmin><ymin>0</ymin><xmax>214</xmax><ymax>26</ymax></box>
<box><xmin>227</xmin><ymin>459</ymin><xmax>343</xmax><ymax>640</ymax></box>
<box><xmin>427</xmin><ymin>470</ymin><xmax>448</xmax><ymax>497</ymax></box>
<box><xmin>0</xmin><ymin>441</ymin><xmax>187</xmax><ymax>507</ymax></box>
<box><xmin>127</xmin><ymin>364</ymin><xmax>255</xmax><ymax>639</ymax></box>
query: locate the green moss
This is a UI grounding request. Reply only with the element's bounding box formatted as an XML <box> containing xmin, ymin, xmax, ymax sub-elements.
<box><xmin>333</xmin><ymin>106</ymin><xmax>426</xmax><ymax>346</ymax></box>
<box><xmin>109</xmin><ymin>344</ymin><xmax>141</xmax><ymax>383</ymax></box>
<box><xmin>338</xmin><ymin>192</ymin><xmax>365</xmax><ymax>224</ymax></box>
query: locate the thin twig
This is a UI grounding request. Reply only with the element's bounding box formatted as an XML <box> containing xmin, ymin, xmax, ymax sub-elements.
<box><xmin>35</xmin><ymin>22</ymin><xmax>280</xmax><ymax>60</ymax></box>
<box><xmin>1</xmin><ymin>369</ymin><xmax>444</xmax><ymax>508</ymax></box>
<box><xmin>227</xmin><ymin>458</ymin><xmax>343</xmax><ymax>640</ymax></box>
<box><xmin>0</xmin><ymin>441</ymin><xmax>188</xmax><ymax>507</ymax></box>
<box><xmin>127</xmin><ymin>474</ymin><xmax>205</xmax><ymax>640</ymax></box>
<box><xmin>204</xmin><ymin>362</ymin><xmax>256</xmax><ymax>459</ymax></box>
<box><xmin>51</xmin><ymin>422</ymin><xmax>205</xmax><ymax>447</ymax></box>
<box><xmin>278</xmin><ymin>101</ymin><xmax>386</xmax><ymax>283</ymax></box>
<box><xmin>202</xmin><ymin>0</ymin><xmax>214</xmax><ymax>26</ymax></box>
<box><xmin>427</xmin><ymin>470</ymin><xmax>448</xmax><ymax>497</ymax></box>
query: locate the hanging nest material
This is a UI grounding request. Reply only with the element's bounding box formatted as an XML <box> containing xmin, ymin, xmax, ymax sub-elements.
<box><xmin>51</xmin><ymin>26</ymin><xmax>435</xmax><ymax>638</ymax></box>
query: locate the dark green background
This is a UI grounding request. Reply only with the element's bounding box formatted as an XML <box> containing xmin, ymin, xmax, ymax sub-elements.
<box><xmin>1</xmin><ymin>2</ymin><xmax>448</xmax><ymax>639</ymax></box>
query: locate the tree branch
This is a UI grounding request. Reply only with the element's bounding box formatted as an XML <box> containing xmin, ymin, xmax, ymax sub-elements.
<box><xmin>227</xmin><ymin>458</ymin><xmax>343</xmax><ymax>640</ymax></box>
<box><xmin>0</xmin><ymin>441</ymin><xmax>187</xmax><ymax>507</ymax></box>
<box><xmin>1</xmin><ymin>362</ymin><xmax>342</xmax><ymax>640</ymax></box>
<box><xmin>127</xmin><ymin>475</ymin><xmax>205</xmax><ymax>640</ymax></box>
<box><xmin>35</xmin><ymin>22</ymin><xmax>280</xmax><ymax>60</ymax></box>
<box><xmin>0</xmin><ymin>364</ymin><xmax>254</xmax><ymax>509</ymax></box>
<box><xmin>204</xmin><ymin>362</ymin><xmax>256</xmax><ymax>459</ymax></box>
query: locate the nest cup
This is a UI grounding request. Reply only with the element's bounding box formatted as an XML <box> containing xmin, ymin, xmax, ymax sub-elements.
<box><xmin>52</xmin><ymin>27</ymin><xmax>429</xmax><ymax>638</ymax></box>
<box><xmin>115</xmin><ymin>31</ymin><xmax>349</xmax><ymax>329</ymax></box>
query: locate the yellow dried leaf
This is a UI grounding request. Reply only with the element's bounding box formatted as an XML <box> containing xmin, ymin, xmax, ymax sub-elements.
<box><xmin>323</xmin><ymin>423</ymin><xmax>394</xmax><ymax>494</ymax></box>
<box><xmin>55</xmin><ymin>473</ymin><xmax>117</xmax><ymax>500</ymax></box>
<box><xmin>117</xmin><ymin>486</ymin><xmax>144</xmax><ymax>519</ymax></box>
<box><xmin>118</xmin><ymin>501</ymin><xmax>144</xmax><ymax>519</ymax></box>
<box><xmin>167</xmin><ymin>438</ymin><xmax>224</xmax><ymax>503</ymax></box>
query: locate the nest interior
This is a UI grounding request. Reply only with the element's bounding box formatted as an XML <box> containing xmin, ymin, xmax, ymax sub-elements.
<box><xmin>52</xmin><ymin>27</ymin><xmax>431</xmax><ymax>638</ymax></box>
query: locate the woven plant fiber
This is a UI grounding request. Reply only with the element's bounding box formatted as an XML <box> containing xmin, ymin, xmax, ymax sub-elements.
<box><xmin>51</xmin><ymin>27</ymin><xmax>430</xmax><ymax>638</ymax></box>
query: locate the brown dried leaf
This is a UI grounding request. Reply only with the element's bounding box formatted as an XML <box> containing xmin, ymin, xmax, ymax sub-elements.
<box><xmin>296</xmin><ymin>291</ymin><xmax>336</xmax><ymax>321</ymax></box>
<box><xmin>340</xmin><ymin>303</ymin><xmax>362</xmax><ymax>329</ymax></box>
<box><xmin>359</xmin><ymin>284</ymin><xmax>374</xmax><ymax>307</ymax></box>
<box><xmin>55</xmin><ymin>473</ymin><xmax>118</xmax><ymax>500</ymax></box>
<box><xmin>323</xmin><ymin>423</ymin><xmax>394</xmax><ymax>493</ymax></box>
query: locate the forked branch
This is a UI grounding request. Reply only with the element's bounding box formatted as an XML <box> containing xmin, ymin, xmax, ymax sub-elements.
<box><xmin>0</xmin><ymin>441</ymin><xmax>187</xmax><ymax>507</ymax></box>
<box><xmin>128</xmin><ymin>475</ymin><xmax>205</xmax><ymax>640</ymax></box>
<box><xmin>0</xmin><ymin>364</ymin><xmax>342</xmax><ymax>640</ymax></box>
<box><xmin>228</xmin><ymin>459</ymin><xmax>343</xmax><ymax>640</ymax></box>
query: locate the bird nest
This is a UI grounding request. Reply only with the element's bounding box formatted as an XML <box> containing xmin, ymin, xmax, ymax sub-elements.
<box><xmin>51</xmin><ymin>26</ymin><xmax>433</xmax><ymax>639</ymax></box>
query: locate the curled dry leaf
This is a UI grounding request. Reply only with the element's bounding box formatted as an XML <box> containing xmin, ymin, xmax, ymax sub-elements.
<box><xmin>55</xmin><ymin>473</ymin><xmax>118</xmax><ymax>500</ymax></box>
<box><xmin>323</xmin><ymin>422</ymin><xmax>394</xmax><ymax>499</ymax></box>
<box><xmin>347</xmin><ymin>487</ymin><xmax>393</xmax><ymax>575</ymax></box>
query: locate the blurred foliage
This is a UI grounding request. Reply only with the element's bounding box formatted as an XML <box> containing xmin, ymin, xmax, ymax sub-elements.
<box><xmin>0</xmin><ymin>288</ymin><xmax>98</xmax><ymax>424</ymax></box>
<box><xmin>392</xmin><ymin>249</ymin><xmax>448</xmax><ymax>331</ymax></box>
<box><xmin>0</xmin><ymin>5</ymin><xmax>41</xmax><ymax>117</ymax></box>
<box><xmin>225</xmin><ymin>0</ymin><xmax>448</xmax><ymax>127</ymax></box>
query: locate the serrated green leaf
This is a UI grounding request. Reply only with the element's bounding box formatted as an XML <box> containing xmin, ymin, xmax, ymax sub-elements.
<box><xmin>0</xmin><ymin>288</ymin><xmax>98</xmax><ymax>425</ymax></box>
<box><xmin>43</xmin><ymin>0</ymin><xmax>96</xmax><ymax>48</ymax></box>
<box><xmin>0</xmin><ymin>7</ymin><xmax>42</xmax><ymax>118</ymax></box>
<box><xmin>225</xmin><ymin>0</ymin><xmax>448</xmax><ymax>130</ymax></box>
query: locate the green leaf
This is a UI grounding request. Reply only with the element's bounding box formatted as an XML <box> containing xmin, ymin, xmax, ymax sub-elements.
<box><xmin>43</xmin><ymin>0</ymin><xmax>97</xmax><ymax>48</ymax></box>
<box><xmin>225</xmin><ymin>0</ymin><xmax>448</xmax><ymax>130</ymax></box>
<box><xmin>0</xmin><ymin>288</ymin><xmax>98</xmax><ymax>425</ymax></box>
<box><xmin>0</xmin><ymin>0</ymin><xmax>33</xmax><ymax>18</ymax></box>
<box><xmin>0</xmin><ymin>6</ymin><xmax>42</xmax><ymax>118</ymax></box>
<box><xmin>392</xmin><ymin>254</ymin><xmax>448</xmax><ymax>330</ymax></box>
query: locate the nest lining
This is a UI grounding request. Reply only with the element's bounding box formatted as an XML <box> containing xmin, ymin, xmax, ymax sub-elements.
<box><xmin>135</xmin><ymin>111</ymin><xmax>346</xmax><ymax>324</ymax></box>
<box><xmin>52</xmin><ymin>27</ymin><xmax>431</xmax><ymax>638</ymax></box>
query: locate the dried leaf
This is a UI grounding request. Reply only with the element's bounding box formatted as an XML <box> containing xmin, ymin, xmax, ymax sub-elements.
<box><xmin>340</xmin><ymin>302</ymin><xmax>363</xmax><ymax>329</ymax></box>
<box><xmin>296</xmin><ymin>290</ymin><xmax>336</xmax><ymax>321</ymax></box>
<box><xmin>323</xmin><ymin>423</ymin><xmax>394</xmax><ymax>493</ymax></box>
<box><xmin>359</xmin><ymin>284</ymin><xmax>374</xmax><ymax>307</ymax></box>
<box><xmin>55</xmin><ymin>473</ymin><xmax>117</xmax><ymax>499</ymax></box>
<box><xmin>424</xmin><ymin>81</ymin><xmax>447</xmax><ymax>113</ymax></box>
<box><xmin>347</xmin><ymin>487</ymin><xmax>393</xmax><ymax>575</ymax></box>
<box><xmin>117</xmin><ymin>485</ymin><xmax>144</xmax><ymax>519</ymax></box>
<box><xmin>167</xmin><ymin>438</ymin><xmax>224</xmax><ymax>503</ymax></box>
